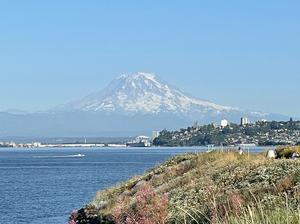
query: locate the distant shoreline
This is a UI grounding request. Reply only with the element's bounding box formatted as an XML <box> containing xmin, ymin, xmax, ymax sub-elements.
<box><xmin>0</xmin><ymin>144</ymin><xmax>277</xmax><ymax>149</ymax></box>
<box><xmin>0</xmin><ymin>143</ymin><xmax>126</xmax><ymax>148</ymax></box>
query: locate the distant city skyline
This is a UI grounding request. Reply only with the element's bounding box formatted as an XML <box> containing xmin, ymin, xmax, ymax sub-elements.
<box><xmin>0</xmin><ymin>1</ymin><xmax>299</xmax><ymax>117</ymax></box>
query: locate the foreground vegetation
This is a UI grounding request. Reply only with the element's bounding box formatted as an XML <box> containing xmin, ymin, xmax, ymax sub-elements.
<box><xmin>71</xmin><ymin>146</ymin><xmax>300</xmax><ymax>224</ymax></box>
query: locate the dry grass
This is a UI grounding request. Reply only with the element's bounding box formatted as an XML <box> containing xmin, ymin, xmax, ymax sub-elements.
<box><xmin>75</xmin><ymin>149</ymin><xmax>300</xmax><ymax>224</ymax></box>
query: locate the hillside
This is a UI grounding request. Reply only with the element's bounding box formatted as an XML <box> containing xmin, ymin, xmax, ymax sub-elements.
<box><xmin>153</xmin><ymin>120</ymin><xmax>300</xmax><ymax>146</ymax></box>
<box><xmin>70</xmin><ymin>147</ymin><xmax>300</xmax><ymax>224</ymax></box>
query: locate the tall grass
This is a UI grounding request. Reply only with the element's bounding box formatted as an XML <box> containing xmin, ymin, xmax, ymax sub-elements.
<box><xmin>225</xmin><ymin>206</ymin><xmax>300</xmax><ymax>224</ymax></box>
<box><xmin>78</xmin><ymin>150</ymin><xmax>300</xmax><ymax>224</ymax></box>
<box><xmin>171</xmin><ymin>192</ymin><xmax>300</xmax><ymax>224</ymax></box>
<box><xmin>112</xmin><ymin>184</ymin><xmax>169</xmax><ymax>224</ymax></box>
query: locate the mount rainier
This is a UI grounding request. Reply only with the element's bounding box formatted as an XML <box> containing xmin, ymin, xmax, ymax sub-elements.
<box><xmin>57</xmin><ymin>73</ymin><xmax>235</xmax><ymax>115</ymax></box>
<box><xmin>0</xmin><ymin>73</ymin><xmax>288</xmax><ymax>137</ymax></box>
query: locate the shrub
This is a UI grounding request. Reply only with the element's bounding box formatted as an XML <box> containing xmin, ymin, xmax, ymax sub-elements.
<box><xmin>276</xmin><ymin>176</ymin><xmax>295</xmax><ymax>192</ymax></box>
<box><xmin>214</xmin><ymin>191</ymin><xmax>245</xmax><ymax>221</ymax></box>
<box><xmin>276</xmin><ymin>146</ymin><xmax>300</xmax><ymax>159</ymax></box>
<box><xmin>68</xmin><ymin>210</ymin><xmax>79</xmax><ymax>224</ymax></box>
<box><xmin>112</xmin><ymin>184</ymin><xmax>169</xmax><ymax>224</ymax></box>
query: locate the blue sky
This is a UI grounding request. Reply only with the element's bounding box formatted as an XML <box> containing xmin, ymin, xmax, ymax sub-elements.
<box><xmin>0</xmin><ymin>1</ymin><xmax>299</xmax><ymax>117</ymax></box>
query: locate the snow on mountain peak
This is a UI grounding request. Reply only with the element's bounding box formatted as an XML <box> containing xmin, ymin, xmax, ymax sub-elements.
<box><xmin>119</xmin><ymin>72</ymin><xmax>156</xmax><ymax>81</ymax></box>
<box><xmin>58</xmin><ymin>72</ymin><xmax>235</xmax><ymax>116</ymax></box>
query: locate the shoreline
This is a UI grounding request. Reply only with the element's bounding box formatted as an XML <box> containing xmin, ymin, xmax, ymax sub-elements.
<box><xmin>0</xmin><ymin>145</ymin><xmax>277</xmax><ymax>152</ymax></box>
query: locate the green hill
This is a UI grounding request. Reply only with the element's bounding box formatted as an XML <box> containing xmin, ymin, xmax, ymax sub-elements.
<box><xmin>153</xmin><ymin>121</ymin><xmax>300</xmax><ymax>146</ymax></box>
<box><xmin>70</xmin><ymin>148</ymin><xmax>300</xmax><ymax>224</ymax></box>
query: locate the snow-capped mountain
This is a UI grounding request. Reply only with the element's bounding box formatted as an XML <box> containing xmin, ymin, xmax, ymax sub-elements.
<box><xmin>56</xmin><ymin>72</ymin><xmax>237</xmax><ymax>116</ymax></box>
<box><xmin>0</xmin><ymin>72</ymin><xmax>289</xmax><ymax>137</ymax></box>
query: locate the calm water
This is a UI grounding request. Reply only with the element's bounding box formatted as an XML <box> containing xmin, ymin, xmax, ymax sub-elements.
<box><xmin>0</xmin><ymin>147</ymin><xmax>268</xmax><ymax>224</ymax></box>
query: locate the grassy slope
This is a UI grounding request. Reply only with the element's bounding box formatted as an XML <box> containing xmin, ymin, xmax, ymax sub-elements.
<box><xmin>76</xmin><ymin>149</ymin><xmax>300</xmax><ymax>224</ymax></box>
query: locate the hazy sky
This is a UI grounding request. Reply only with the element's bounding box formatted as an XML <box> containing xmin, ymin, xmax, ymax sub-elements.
<box><xmin>0</xmin><ymin>1</ymin><xmax>299</xmax><ymax>117</ymax></box>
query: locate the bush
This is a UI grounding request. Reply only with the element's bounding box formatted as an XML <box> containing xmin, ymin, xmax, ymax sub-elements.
<box><xmin>68</xmin><ymin>210</ymin><xmax>78</xmax><ymax>224</ymax></box>
<box><xmin>112</xmin><ymin>184</ymin><xmax>169</xmax><ymax>224</ymax></box>
<box><xmin>276</xmin><ymin>146</ymin><xmax>300</xmax><ymax>158</ymax></box>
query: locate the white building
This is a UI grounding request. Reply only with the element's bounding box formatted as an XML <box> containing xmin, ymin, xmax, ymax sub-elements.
<box><xmin>241</xmin><ymin>117</ymin><xmax>250</xmax><ymax>126</ymax></box>
<box><xmin>221</xmin><ymin>119</ymin><xmax>228</xmax><ymax>128</ymax></box>
<box><xmin>152</xmin><ymin>131</ymin><xmax>160</xmax><ymax>140</ymax></box>
<box><xmin>32</xmin><ymin>142</ymin><xmax>42</xmax><ymax>148</ymax></box>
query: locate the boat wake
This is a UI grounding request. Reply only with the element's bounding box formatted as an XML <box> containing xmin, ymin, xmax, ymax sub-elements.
<box><xmin>33</xmin><ymin>154</ymin><xmax>85</xmax><ymax>158</ymax></box>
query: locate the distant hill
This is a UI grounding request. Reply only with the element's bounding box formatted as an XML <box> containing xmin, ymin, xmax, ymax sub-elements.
<box><xmin>0</xmin><ymin>73</ymin><xmax>290</xmax><ymax>137</ymax></box>
<box><xmin>153</xmin><ymin>120</ymin><xmax>300</xmax><ymax>146</ymax></box>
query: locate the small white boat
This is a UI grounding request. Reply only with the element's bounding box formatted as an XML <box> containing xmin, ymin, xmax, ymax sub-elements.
<box><xmin>73</xmin><ymin>154</ymin><xmax>85</xmax><ymax>157</ymax></box>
